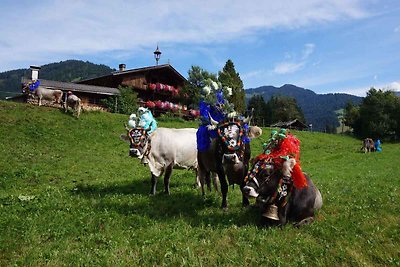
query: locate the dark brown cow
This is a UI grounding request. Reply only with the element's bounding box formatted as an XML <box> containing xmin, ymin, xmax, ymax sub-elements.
<box><xmin>197</xmin><ymin>116</ymin><xmax>261</xmax><ymax>209</ymax></box>
<box><xmin>242</xmin><ymin>160</ymin><xmax>323</xmax><ymax>227</ymax></box>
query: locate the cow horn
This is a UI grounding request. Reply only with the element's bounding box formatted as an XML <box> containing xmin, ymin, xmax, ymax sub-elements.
<box><xmin>243</xmin><ymin>116</ymin><xmax>251</xmax><ymax>124</ymax></box>
<box><xmin>208</xmin><ymin>112</ymin><xmax>219</xmax><ymax>126</ymax></box>
<box><xmin>243</xmin><ymin>108</ymin><xmax>254</xmax><ymax>124</ymax></box>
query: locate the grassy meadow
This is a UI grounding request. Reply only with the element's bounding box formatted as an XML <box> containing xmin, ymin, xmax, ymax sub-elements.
<box><xmin>0</xmin><ymin>101</ymin><xmax>399</xmax><ymax>266</ymax></box>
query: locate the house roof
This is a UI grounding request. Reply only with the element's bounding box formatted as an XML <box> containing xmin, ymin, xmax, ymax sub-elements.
<box><xmin>270</xmin><ymin>119</ymin><xmax>308</xmax><ymax>128</ymax></box>
<box><xmin>21</xmin><ymin>77</ymin><xmax>119</xmax><ymax>95</ymax></box>
<box><xmin>78</xmin><ymin>64</ymin><xmax>187</xmax><ymax>83</ymax></box>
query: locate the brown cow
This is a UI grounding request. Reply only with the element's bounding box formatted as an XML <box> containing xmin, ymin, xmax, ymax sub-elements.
<box><xmin>361</xmin><ymin>138</ymin><xmax>375</xmax><ymax>153</ymax></box>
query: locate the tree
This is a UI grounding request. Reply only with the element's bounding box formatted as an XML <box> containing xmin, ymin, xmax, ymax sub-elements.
<box><xmin>247</xmin><ymin>94</ymin><xmax>268</xmax><ymax>126</ymax></box>
<box><xmin>101</xmin><ymin>86</ymin><xmax>138</xmax><ymax>114</ymax></box>
<box><xmin>343</xmin><ymin>101</ymin><xmax>360</xmax><ymax>128</ymax></box>
<box><xmin>351</xmin><ymin>88</ymin><xmax>400</xmax><ymax>139</ymax></box>
<box><xmin>218</xmin><ymin>60</ymin><xmax>245</xmax><ymax>113</ymax></box>
<box><xmin>265</xmin><ymin>95</ymin><xmax>306</xmax><ymax>125</ymax></box>
<box><xmin>181</xmin><ymin>66</ymin><xmax>217</xmax><ymax>109</ymax></box>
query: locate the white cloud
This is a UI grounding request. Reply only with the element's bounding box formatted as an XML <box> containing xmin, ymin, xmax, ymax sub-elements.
<box><xmin>0</xmin><ymin>0</ymin><xmax>369</xmax><ymax>71</ymax></box>
<box><xmin>273</xmin><ymin>43</ymin><xmax>315</xmax><ymax>74</ymax></box>
<box><xmin>302</xmin><ymin>43</ymin><xmax>315</xmax><ymax>59</ymax></box>
<box><xmin>383</xmin><ymin>81</ymin><xmax>400</xmax><ymax>91</ymax></box>
<box><xmin>337</xmin><ymin>81</ymin><xmax>400</xmax><ymax>97</ymax></box>
<box><xmin>273</xmin><ymin>62</ymin><xmax>305</xmax><ymax>74</ymax></box>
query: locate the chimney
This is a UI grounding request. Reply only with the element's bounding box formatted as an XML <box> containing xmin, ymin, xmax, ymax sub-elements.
<box><xmin>119</xmin><ymin>64</ymin><xmax>126</xmax><ymax>72</ymax></box>
<box><xmin>30</xmin><ymin>65</ymin><xmax>41</xmax><ymax>80</ymax></box>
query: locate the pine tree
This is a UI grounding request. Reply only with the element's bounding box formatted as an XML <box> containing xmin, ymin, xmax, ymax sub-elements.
<box><xmin>247</xmin><ymin>94</ymin><xmax>268</xmax><ymax>126</ymax></box>
<box><xmin>218</xmin><ymin>60</ymin><xmax>245</xmax><ymax>114</ymax></box>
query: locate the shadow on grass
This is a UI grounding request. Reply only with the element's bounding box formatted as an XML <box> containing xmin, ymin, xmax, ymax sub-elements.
<box><xmin>73</xmin><ymin>179</ymin><xmax>150</xmax><ymax>197</ymax></box>
<box><xmin>72</xmin><ymin>179</ymin><xmax>261</xmax><ymax>227</ymax></box>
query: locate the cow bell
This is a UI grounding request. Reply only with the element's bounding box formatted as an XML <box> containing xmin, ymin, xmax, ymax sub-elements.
<box><xmin>262</xmin><ymin>204</ymin><xmax>279</xmax><ymax>221</ymax></box>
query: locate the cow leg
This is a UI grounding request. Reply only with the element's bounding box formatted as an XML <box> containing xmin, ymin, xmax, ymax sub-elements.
<box><xmin>150</xmin><ymin>173</ymin><xmax>158</xmax><ymax>195</ymax></box>
<box><xmin>205</xmin><ymin>171</ymin><xmax>212</xmax><ymax>192</ymax></box>
<box><xmin>212</xmin><ymin>172</ymin><xmax>219</xmax><ymax>192</ymax></box>
<box><xmin>240</xmin><ymin>181</ymin><xmax>250</xmax><ymax>207</ymax></box>
<box><xmin>294</xmin><ymin>216</ymin><xmax>314</xmax><ymax>227</ymax></box>
<box><xmin>38</xmin><ymin>96</ymin><xmax>42</xmax><ymax>106</ymax></box>
<box><xmin>216</xmin><ymin>168</ymin><xmax>228</xmax><ymax>209</ymax></box>
<box><xmin>163</xmin><ymin>164</ymin><xmax>173</xmax><ymax>195</ymax></box>
<box><xmin>278</xmin><ymin>203</ymin><xmax>290</xmax><ymax>226</ymax></box>
<box><xmin>197</xmin><ymin>169</ymin><xmax>206</xmax><ymax>196</ymax></box>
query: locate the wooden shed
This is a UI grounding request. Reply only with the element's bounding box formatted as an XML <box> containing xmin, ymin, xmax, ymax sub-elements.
<box><xmin>270</xmin><ymin>119</ymin><xmax>308</xmax><ymax>131</ymax></box>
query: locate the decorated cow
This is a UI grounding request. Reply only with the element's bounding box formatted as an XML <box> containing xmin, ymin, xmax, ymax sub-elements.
<box><xmin>23</xmin><ymin>80</ymin><xmax>63</xmax><ymax>107</ymax></box>
<box><xmin>242</xmin><ymin>129</ymin><xmax>322</xmax><ymax>226</ymax></box>
<box><xmin>196</xmin><ymin>79</ymin><xmax>262</xmax><ymax>209</ymax></box>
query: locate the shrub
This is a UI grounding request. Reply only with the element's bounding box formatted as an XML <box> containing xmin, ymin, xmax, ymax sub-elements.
<box><xmin>101</xmin><ymin>86</ymin><xmax>138</xmax><ymax>114</ymax></box>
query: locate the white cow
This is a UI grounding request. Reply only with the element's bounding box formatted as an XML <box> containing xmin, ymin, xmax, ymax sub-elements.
<box><xmin>121</xmin><ymin>127</ymin><xmax>217</xmax><ymax>195</ymax></box>
<box><xmin>65</xmin><ymin>91</ymin><xmax>82</xmax><ymax>118</ymax></box>
<box><xmin>27</xmin><ymin>86</ymin><xmax>63</xmax><ymax>106</ymax></box>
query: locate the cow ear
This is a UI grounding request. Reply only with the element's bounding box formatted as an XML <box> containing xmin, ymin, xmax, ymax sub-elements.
<box><xmin>120</xmin><ymin>134</ymin><xmax>130</xmax><ymax>143</ymax></box>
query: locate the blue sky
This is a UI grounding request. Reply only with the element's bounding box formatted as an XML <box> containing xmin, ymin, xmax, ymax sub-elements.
<box><xmin>0</xmin><ymin>0</ymin><xmax>399</xmax><ymax>96</ymax></box>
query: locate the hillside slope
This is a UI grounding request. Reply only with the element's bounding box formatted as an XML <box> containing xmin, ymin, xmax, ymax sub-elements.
<box><xmin>246</xmin><ymin>84</ymin><xmax>363</xmax><ymax>131</ymax></box>
<box><xmin>0</xmin><ymin>101</ymin><xmax>399</xmax><ymax>266</ymax></box>
<box><xmin>0</xmin><ymin>60</ymin><xmax>115</xmax><ymax>99</ymax></box>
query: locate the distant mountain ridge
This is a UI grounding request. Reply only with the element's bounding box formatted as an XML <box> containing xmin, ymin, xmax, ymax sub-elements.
<box><xmin>0</xmin><ymin>60</ymin><xmax>115</xmax><ymax>99</ymax></box>
<box><xmin>245</xmin><ymin>84</ymin><xmax>363</xmax><ymax>131</ymax></box>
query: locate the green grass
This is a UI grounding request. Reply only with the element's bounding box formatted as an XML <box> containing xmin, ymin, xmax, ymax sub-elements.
<box><xmin>1</xmin><ymin>101</ymin><xmax>399</xmax><ymax>266</ymax></box>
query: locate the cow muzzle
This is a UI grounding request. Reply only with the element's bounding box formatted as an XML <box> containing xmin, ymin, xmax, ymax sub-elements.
<box><xmin>129</xmin><ymin>148</ymin><xmax>141</xmax><ymax>157</ymax></box>
<box><xmin>242</xmin><ymin>185</ymin><xmax>259</xmax><ymax>198</ymax></box>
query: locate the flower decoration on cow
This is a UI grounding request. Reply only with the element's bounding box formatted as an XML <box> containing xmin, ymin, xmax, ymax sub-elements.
<box><xmin>127</xmin><ymin>107</ymin><xmax>158</xmax><ymax>135</ymax></box>
<box><xmin>22</xmin><ymin>79</ymin><xmax>41</xmax><ymax>92</ymax></box>
<box><xmin>196</xmin><ymin>78</ymin><xmax>250</xmax><ymax>152</ymax></box>
<box><xmin>137</xmin><ymin>107</ymin><xmax>157</xmax><ymax>134</ymax></box>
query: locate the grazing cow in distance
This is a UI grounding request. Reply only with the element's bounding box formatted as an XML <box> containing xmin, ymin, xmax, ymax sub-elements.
<box><xmin>23</xmin><ymin>85</ymin><xmax>63</xmax><ymax>107</ymax></box>
<box><xmin>121</xmin><ymin>127</ymin><xmax>216</xmax><ymax>195</ymax></box>
<box><xmin>65</xmin><ymin>91</ymin><xmax>82</xmax><ymax>118</ymax></box>
<box><xmin>362</xmin><ymin>138</ymin><xmax>375</xmax><ymax>153</ymax></box>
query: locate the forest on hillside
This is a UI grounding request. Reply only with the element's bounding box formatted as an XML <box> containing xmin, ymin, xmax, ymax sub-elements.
<box><xmin>245</xmin><ymin>84</ymin><xmax>363</xmax><ymax>132</ymax></box>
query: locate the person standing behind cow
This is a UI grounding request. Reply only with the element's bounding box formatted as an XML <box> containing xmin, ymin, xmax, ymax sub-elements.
<box><xmin>375</xmin><ymin>139</ymin><xmax>382</xmax><ymax>152</ymax></box>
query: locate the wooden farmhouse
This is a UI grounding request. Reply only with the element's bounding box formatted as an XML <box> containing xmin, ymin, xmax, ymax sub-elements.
<box><xmin>77</xmin><ymin>64</ymin><xmax>195</xmax><ymax>117</ymax></box>
<box><xmin>20</xmin><ymin>64</ymin><xmax>197</xmax><ymax>117</ymax></box>
<box><xmin>21</xmin><ymin>76</ymin><xmax>119</xmax><ymax>110</ymax></box>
